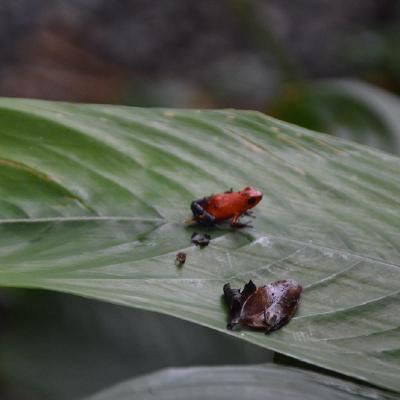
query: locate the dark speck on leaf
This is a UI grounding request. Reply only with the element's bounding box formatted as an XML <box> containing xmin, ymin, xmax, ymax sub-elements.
<box><xmin>191</xmin><ymin>232</ymin><xmax>211</xmax><ymax>248</ymax></box>
<box><xmin>175</xmin><ymin>252</ymin><xmax>186</xmax><ymax>266</ymax></box>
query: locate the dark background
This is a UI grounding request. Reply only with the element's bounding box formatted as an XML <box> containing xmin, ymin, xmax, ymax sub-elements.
<box><xmin>1</xmin><ymin>1</ymin><xmax>399</xmax><ymax>108</ymax></box>
<box><xmin>0</xmin><ymin>1</ymin><xmax>399</xmax><ymax>399</ymax></box>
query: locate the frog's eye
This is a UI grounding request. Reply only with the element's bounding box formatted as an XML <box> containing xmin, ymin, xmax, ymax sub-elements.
<box><xmin>248</xmin><ymin>197</ymin><xmax>257</xmax><ymax>205</ymax></box>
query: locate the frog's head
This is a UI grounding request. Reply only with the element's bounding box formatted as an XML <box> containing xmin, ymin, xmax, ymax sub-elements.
<box><xmin>241</xmin><ymin>186</ymin><xmax>263</xmax><ymax>209</ymax></box>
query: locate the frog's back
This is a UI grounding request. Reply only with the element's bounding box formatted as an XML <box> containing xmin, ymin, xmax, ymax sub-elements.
<box><xmin>204</xmin><ymin>192</ymin><xmax>246</xmax><ymax>220</ymax></box>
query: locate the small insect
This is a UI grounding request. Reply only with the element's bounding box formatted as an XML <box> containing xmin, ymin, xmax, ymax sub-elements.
<box><xmin>191</xmin><ymin>232</ymin><xmax>211</xmax><ymax>248</ymax></box>
<box><xmin>189</xmin><ymin>186</ymin><xmax>263</xmax><ymax>228</ymax></box>
<box><xmin>175</xmin><ymin>252</ymin><xmax>186</xmax><ymax>266</ymax></box>
<box><xmin>223</xmin><ymin>279</ymin><xmax>302</xmax><ymax>334</ymax></box>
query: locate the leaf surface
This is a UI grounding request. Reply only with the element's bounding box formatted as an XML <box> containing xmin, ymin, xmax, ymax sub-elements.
<box><xmin>0</xmin><ymin>98</ymin><xmax>399</xmax><ymax>391</ymax></box>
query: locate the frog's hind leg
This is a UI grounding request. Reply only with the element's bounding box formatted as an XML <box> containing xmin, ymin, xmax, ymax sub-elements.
<box><xmin>191</xmin><ymin>198</ymin><xmax>215</xmax><ymax>225</ymax></box>
<box><xmin>191</xmin><ymin>199</ymin><xmax>206</xmax><ymax>217</ymax></box>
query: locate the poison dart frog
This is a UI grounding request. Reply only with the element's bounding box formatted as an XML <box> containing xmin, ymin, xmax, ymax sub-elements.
<box><xmin>190</xmin><ymin>186</ymin><xmax>263</xmax><ymax>228</ymax></box>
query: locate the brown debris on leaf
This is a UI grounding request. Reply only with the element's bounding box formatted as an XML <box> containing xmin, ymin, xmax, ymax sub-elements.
<box><xmin>223</xmin><ymin>279</ymin><xmax>302</xmax><ymax>334</ymax></box>
<box><xmin>191</xmin><ymin>232</ymin><xmax>211</xmax><ymax>248</ymax></box>
<box><xmin>175</xmin><ymin>252</ymin><xmax>186</xmax><ymax>266</ymax></box>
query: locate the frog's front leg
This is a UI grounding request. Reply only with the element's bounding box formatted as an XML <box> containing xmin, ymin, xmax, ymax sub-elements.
<box><xmin>230</xmin><ymin>213</ymin><xmax>252</xmax><ymax>228</ymax></box>
<box><xmin>191</xmin><ymin>198</ymin><xmax>215</xmax><ymax>224</ymax></box>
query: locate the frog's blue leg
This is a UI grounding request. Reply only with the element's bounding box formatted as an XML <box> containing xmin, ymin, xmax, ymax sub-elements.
<box><xmin>191</xmin><ymin>198</ymin><xmax>215</xmax><ymax>224</ymax></box>
<box><xmin>190</xmin><ymin>198</ymin><xmax>206</xmax><ymax>217</ymax></box>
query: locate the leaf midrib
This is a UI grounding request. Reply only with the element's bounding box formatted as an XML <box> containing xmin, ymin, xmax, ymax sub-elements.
<box><xmin>1</xmin><ymin>217</ymin><xmax>398</xmax><ymax>270</ymax></box>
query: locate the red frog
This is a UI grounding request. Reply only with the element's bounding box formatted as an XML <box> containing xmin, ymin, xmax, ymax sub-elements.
<box><xmin>190</xmin><ymin>186</ymin><xmax>263</xmax><ymax>228</ymax></box>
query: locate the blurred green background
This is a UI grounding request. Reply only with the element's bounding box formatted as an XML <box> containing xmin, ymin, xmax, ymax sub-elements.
<box><xmin>0</xmin><ymin>1</ymin><xmax>399</xmax><ymax>398</ymax></box>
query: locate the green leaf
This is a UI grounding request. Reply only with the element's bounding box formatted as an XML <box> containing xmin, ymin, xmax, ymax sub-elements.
<box><xmin>0</xmin><ymin>98</ymin><xmax>399</xmax><ymax>391</ymax></box>
<box><xmin>271</xmin><ymin>79</ymin><xmax>400</xmax><ymax>154</ymax></box>
<box><xmin>85</xmin><ymin>364</ymin><xmax>397</xmax><ymax>400</ymax></box>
